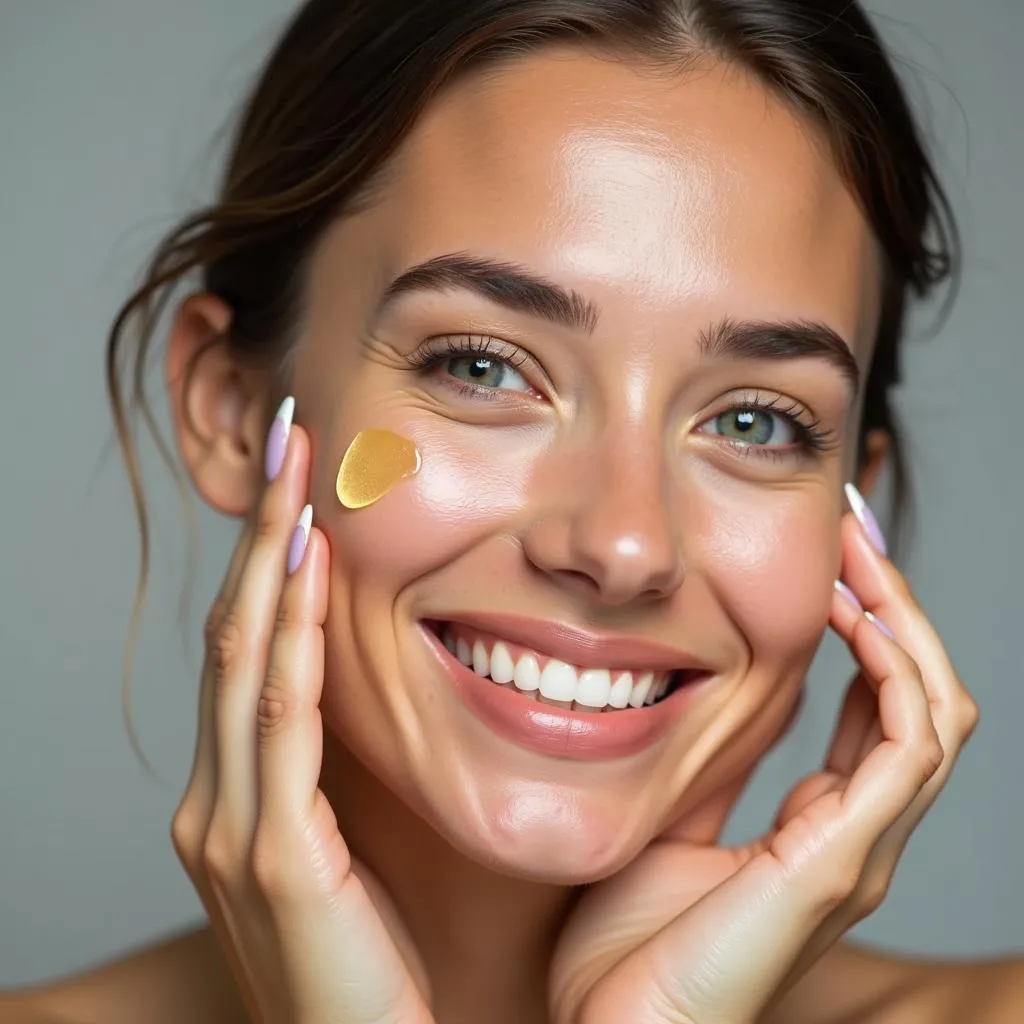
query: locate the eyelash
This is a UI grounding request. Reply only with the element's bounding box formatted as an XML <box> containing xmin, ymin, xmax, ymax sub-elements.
<box><xmin>406</xmin><ymin>334</ymin><xmax>537</xmax><ymax>400</ymax></box>
<box><xmin>407</xmin><ymin>335</ymin><xmax>838</xmax><ymax>458</ymax></box>
<box><xmin>720</xmin><ymin>392</ymin><xmax>839</xmax><ymax>459</ymax></box>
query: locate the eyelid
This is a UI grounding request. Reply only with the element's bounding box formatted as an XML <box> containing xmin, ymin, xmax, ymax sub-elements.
<box><xmin>696</xmin><ymin>388</ymin><xmax>839</xmax><ymax>457</ymax></box>
<box><xmin>707</xmin><ymin>388</ymin><xmax>817</xmax><ymax>422</ymax></box>
<box><xmin>410</xmin><ymin>333</ymin><xmax>554</xmax><ymax>393</ymax></box>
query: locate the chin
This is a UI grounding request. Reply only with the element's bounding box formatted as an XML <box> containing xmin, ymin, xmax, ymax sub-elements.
<box><xmin>421</xmin><ymin>773</ymin><xmax>667</xmax><ymax>885</ymax></box>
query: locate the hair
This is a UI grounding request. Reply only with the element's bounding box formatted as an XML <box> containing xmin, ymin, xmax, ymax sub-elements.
<box><xmin>106</xmin><ymin>0</ymin><xmax>958</xmax><ymax>767</ymax></box>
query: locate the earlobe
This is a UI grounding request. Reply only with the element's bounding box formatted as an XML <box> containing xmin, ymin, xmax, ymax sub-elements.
<box><xmin>855</xmin><ymin>429</ymin><xmax>890</xmax><ymax>499</ymax></box>
<box><xmin>166</xmin><ymin>293</ymin><xmax>271</xmax><ymax>517</ymax></box>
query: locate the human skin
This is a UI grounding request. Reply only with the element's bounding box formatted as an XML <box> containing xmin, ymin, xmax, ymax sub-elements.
<box><xmin>297</xmin><ymin>51</ymin><xmax>879</xmax><ymax>879</ymax></box>
<box><xmin>159</xmin><ymin>49</ymin><xmax>973</xmax><ymax>1024</ymax></box>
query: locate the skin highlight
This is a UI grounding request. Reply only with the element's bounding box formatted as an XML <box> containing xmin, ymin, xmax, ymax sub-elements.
<box><xmin>164</xmin><ymin>51</ymin><xmax>888</xmax><ymax>1021</ymax></box>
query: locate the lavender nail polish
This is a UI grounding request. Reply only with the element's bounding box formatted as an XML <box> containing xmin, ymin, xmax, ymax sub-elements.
<box><xmin>864</xmin><ymin>611</ymin><xmax>896</xmax><ymax>641</ymax></box>
<box><xmin>287</xmin><ymin>505</ymin><xmax>313</xmax><ymax>576</ymax></box>
<box><xmin>834</xmin><ymin>580</ymin><xmax>863</xmax><ymax>613</ymax></box>
<box><xmin>265</xmin><ymin>396</ymin><xmax>296</xmax><ymax>483</ymax></box>
<box><xmin>844</xmin><ymin>483</ymin><xmax>887</xmax><ymax>556</ymax></box>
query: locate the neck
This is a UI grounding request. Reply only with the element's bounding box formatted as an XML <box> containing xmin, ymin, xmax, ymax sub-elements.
<box><xmin>321</xmin><ymin>735</ymin><xmax>578</xmax><ymax>1024</ymax></box>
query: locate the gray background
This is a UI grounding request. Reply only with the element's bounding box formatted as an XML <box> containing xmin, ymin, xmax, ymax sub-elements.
<box><xmin>1</xmin><ymin>0</ymin><xmax>1021</xmax><ymax>990</ymax></box>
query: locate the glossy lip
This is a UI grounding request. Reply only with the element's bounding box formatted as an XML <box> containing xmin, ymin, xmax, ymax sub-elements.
<box><xmin>424</xmin><ymin>611</ymin><xmax>705</xmax><ymax>671</ymax></box>
<box><xmin>419</xmin><ymin>622</ymin><xmax>711</xmax><ymax>761</ymax></box>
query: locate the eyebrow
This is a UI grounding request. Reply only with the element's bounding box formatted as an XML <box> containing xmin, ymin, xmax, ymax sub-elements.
<box><xmin>374</xmin><ymin>253</ymin><xmax>600</xmax><ymax>334</ymax></box>
<box><xmin>700</xmin><ymin>317</ymin><xmax>860</xmax><ymax>392</ymax></box>
<box><xmin>374</xmin><ymin>252</ymin><xmax>860</xmax><ymax>391</ymax></box>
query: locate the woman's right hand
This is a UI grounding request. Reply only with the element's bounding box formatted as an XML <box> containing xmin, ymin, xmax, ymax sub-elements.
<box><xmin>170</xmin><ymin>408</ymin><xmax>434</xmax><ymax>1024</ymax></box>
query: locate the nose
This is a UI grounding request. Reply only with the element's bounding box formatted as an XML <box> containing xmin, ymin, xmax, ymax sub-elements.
<box><xmin>521</xmin><ymin>433</ymin><xmax>685</xmax><ymax>606</ymax></box>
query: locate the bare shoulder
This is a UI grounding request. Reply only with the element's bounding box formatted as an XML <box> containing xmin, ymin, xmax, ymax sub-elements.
<box><xmin>2</xmin><ymin>925</ymin><xmax>249</xmax><ymax>1024</ymax></box>
<box><xmin>764</xmin><ymin>940</ymin><xmax>1024</xmax><ymax>1024</ymax></box>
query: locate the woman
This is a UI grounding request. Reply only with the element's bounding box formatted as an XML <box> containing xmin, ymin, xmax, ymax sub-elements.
<box><xmin>2</xmin><ymin>0</ymin><xmax>1018</xmax><ymax>1021</ymax></box>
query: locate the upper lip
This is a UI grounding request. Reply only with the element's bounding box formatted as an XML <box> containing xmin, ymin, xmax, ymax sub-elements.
<box><xmin>426</xmin><ymin>612</ymin><xmax>706</xmax><ymax>672</ymax></box>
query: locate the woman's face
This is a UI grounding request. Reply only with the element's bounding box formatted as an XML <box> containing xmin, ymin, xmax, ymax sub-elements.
<box><xmin>290</xmin><ymin>51</ymin><xmax>880</xmax><ymax>882</ymax></box>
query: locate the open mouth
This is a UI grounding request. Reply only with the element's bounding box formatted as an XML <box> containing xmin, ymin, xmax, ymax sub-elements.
<box><xmin>426</xmin><ymin>620</ymin><xmax>696</xmax><ymax>714</ymax></box>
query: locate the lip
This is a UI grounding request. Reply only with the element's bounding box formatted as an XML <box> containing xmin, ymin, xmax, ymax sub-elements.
<box><xmin>425</xmin><ymin>611</ymin><xmax>702</xmax><ymax>671</ymax></box>
<box><xmin>419</xmin><ymin>622</ymin><xmax>710</xmax><ymax>761</ymax></box>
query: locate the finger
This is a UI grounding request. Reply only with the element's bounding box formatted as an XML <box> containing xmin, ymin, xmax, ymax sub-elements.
<box><xmin>839</xmin><ymin>515</ymin><xmax>979</xmax><ymax>753</ymax></box>
<box><xmin>839</xmin><ymin>615</ymin><xmax>943</xmax><ymax>835</ymax></box>
<box><xmin>256</xmin><ymin>519</ymin><xmax>330</xmax><ymax>840</ymax></box>
<box><xmin>209</xmin><ymin>423</ymin><xmax>311</xmax><ymax>849</ymax></box>
<box><xmin>825</xmin><ymin>586</ymin><xmax>882</xmax><ymax>778</ymax></box>
<box><xmin>823</xmin><ymin>673</ymin><xmax>876</xmax><ymax>779</ymax></box>
<box><xmin>187</xmin><ymin>519</ymin><xmax>258</xmax><ymax>807</ymax></box>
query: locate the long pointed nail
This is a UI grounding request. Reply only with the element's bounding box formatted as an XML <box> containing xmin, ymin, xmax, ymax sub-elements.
<box><xmin>844</xmin><ymin>483</ymin><xmax>887</xmax><ymax>556</ymax></box>
<box><xmin>864</xmin><ymin>611</ymin><xmax>895</xmax><ymax>641</ymax></box>
<box><xmin>834</xmin><ymin>580</ymin><xmax>863</xmax><ymax>613</ymax></box>
<box><xmin>265</xmin><ymin>396</ymin><xmax>296</xmax><ymax>483</ymax></box>
<box><xmin>287</xmin><ymin>505</ymin><xmax>313</xmax><ymax>576</ymax></box>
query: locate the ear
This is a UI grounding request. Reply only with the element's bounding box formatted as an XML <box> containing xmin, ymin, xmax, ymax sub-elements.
<box><xmin>855</xmin><ymin>428</ymin><xmax>890</xmax><ymax>499</ymax></box>
<box><xmin>166</xmin><ymin>293</ymin><xmax>273</xmax><ymax>517</ymax></box>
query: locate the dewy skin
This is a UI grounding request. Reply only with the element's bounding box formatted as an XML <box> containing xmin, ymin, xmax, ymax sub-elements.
<box><xmin>336</xmin><ymin>428</ymin><xmax>422</xmax><ymax>509</ymax></box>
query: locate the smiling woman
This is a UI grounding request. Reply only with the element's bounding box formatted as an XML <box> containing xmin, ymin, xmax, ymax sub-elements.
<box><xmin>3</xmin><ymin>1</ymin><xmax>1019</xmax><ymax>1023</ymax></box>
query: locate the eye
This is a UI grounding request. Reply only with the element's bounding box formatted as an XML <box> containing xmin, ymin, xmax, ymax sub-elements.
<box><xmin>444</xmin><ymin>354</ymin><xmax>531</xmax><ymax>393</ymax></box>
<box><xmin>702</xmin><ymin>407</ymin><xmax>798</xmax><ymax>447</ymax></box>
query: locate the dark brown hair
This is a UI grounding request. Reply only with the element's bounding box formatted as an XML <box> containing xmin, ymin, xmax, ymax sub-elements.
<box><xmin>107</xmin><ymin>0</ymin><xmax>957</xmax><ymax>763</ymax></box>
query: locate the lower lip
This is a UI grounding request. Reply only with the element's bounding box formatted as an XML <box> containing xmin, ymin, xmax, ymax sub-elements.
<box><xmin>421</xmin><ymin>625</ymin><xmax>705</xmax><ymax>761</ymax></box>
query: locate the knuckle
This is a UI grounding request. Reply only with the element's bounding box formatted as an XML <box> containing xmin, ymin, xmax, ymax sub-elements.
<box><xmin>818</xmin><ymin>866</ymin><xmax>862</xmax><ymax>914</ymax></box>
<box><xmin>249</xmin><ymin>833</ymin><xmax>288</xmax><ymax>898</ymax></box>
<box><xmin>917</xmin><ymin>736</ymin><xmax>945</xmax><ymax>783</ymax></box>
<box><xmin>274</xmin><ymin>598</ymin><xmax>303</xmax><ymax>633</ymax></box>
<box><xmin>257</xmin><ymin>673</ymin><xmax>298</xmax><ymax>738</ymax></box>
<box><xmin>170</xmin><ymin>806</ymin><xmax>202</xmax><ymax>869</ymax></box>
<box><xmin>959</xmin><ymin>694</ymin><xmax>981</xmax><ymax>738</ymax></box>
<box><xmin>203</xmin><ymin>598</ymin><xmax>227</xmax><ymax>645</ymax></box>
<box><xmin>212</xmin><ymin>614</ymin><xmax>248</xmax><ymax>691</ymax></box>
<box><xmin>254</xmin><ymin>503</ymin><xmax>279</xmax><ymax>543</ymax></box>
<box><xmin>201</xmin><ymin>834</ymin><xmax>237</xmax><ymax>888</ymax></box>
<box><xmin>859</xmin><ymin>874</ymin><xmax>891</xmax><ymax>917</ymax></box>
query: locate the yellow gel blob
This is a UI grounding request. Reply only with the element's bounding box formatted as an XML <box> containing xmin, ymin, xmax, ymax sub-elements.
<box><xmin>336</xmin><ymin>429</ymin><xmax>421</xmax><ymax>510</ymax></box>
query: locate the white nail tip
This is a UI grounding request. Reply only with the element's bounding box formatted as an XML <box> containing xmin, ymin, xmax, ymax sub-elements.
<box><xmin>276</xmin><ymin>396</ymin><xmax>296</xmax><ymax>430</ymax></box>
<box><xmin>844</xmin><ymin>482</ymin><xmax>866</xmax><ymax>516</ymax></box>
<box><xmin>296</xmin><ymin>504</ymin><xmax>313</xmax><ymax>538</ymax></box>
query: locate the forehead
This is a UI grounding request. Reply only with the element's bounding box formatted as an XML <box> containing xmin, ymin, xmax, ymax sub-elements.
<box><xmin>346</xmin><ymin>49</ymin><xmax>881</xmax><ymax>353</ymax></box>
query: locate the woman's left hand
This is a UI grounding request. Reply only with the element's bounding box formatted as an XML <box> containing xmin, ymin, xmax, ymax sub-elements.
<box><xmin>550</xmin><ymin>509</ymin><xmax>980</xmax><ymax>1024</ymax></box>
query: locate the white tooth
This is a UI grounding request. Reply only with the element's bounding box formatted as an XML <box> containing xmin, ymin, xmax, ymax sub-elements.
<box><xmin>629</xmin><ymin>672</ymin><xmax>654</xmax><ymax>708</ymax></box>
<box><xmin>608</xmin><ymin>671</ymin><xmax>633</xmax><ymax>709</ymax></box>
<box><xmin>490</xmin><ymin>642</ymin><xmax>515</xmax><ymax>684</ymax></box>
<box><xmin>472</xmin><ymin>640</ymin><xmax>490</xmax><ymax>677</ymax></box>
<box><xmin>513</xmin><ymin>653</ymin><xmax>541</xmax><ymax>692</ymax></box>
<box><xmin>539</xmin><ymin>660</ymin><xmax>578</xmax><ymax>702</ymax></box>
<box><xmin>456</xmin><ymin>637</ymin><xmax>472</xmax><ymax>666</ymax></box>
<box><xmin>575</xmin><ymin>668</ymin><xmax>611</xmax><ymax>708</ymax></box>
<box><xmin>443</xmin><ymin>629</ymin><xmax>457</xmax><ymax>654</ymax></box>
<box><xmin>654</xmin><ymin>675</ymin><xmax>671</xmax><ymax>701</ymax></box>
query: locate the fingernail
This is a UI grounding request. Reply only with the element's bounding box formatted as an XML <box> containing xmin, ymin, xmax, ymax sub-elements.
<box><xmin>287</xmin><ymin>504</ymin><xmax>313</xmax><ymax>575</ymax></box>
<box><xmin>265</xmin><ymin>396</ymin><xmax>296</xmax><ymax>483</ymax></box>
<box><xmin>834</xmin><ymin>580</ymin><xmax>863</xmax><ymax>613</ymax></box>
<box><xmin>844</xmin><ymin>482</ymin><xmax>887</xmax><ymax>556</ymax></box>
<box><xmin>864</xmin><ymin>611</ymin><xmax>895</xmax><ymax>641</ymax></box>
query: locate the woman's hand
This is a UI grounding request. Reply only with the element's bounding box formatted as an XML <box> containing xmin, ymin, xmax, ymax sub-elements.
<box><xmin>550</xmin><ymin>499</ymin><xmax>980</xmax><ymax>1024</ymax></box>
<box><xmin>170</xmin><ymin>406</ymin><xmax>433</xmax><ymax>1024</ymax></box>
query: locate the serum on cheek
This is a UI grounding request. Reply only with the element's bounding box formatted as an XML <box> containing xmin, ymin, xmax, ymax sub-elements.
<box><xmin>336</xmin><ymin>428</ymin><xmax>422</xmax><ymax>509</ymax></box>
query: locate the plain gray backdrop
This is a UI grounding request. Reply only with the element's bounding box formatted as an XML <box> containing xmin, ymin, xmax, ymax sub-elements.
<box><xmin>1</xmin><ymin>0</ymin><xmax>1021</xmax><ymax>991</ymax></box>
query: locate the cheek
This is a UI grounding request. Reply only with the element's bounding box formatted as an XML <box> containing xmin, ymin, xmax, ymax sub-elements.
<box><xmin>695</xmin><ymin>483</ymin><xmax>839</xmax><ymax>663</ymax></box>
<box><xmin>309</xmin><ymin>421</ymin><xmax>537</xmax><ymax>584</ymax></box>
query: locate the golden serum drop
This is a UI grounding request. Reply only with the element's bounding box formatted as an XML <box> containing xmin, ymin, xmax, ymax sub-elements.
<box><xmin>336</xmin><ymin>429</ymin><xmax>422</xmax><ymax>510</ymax></box>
